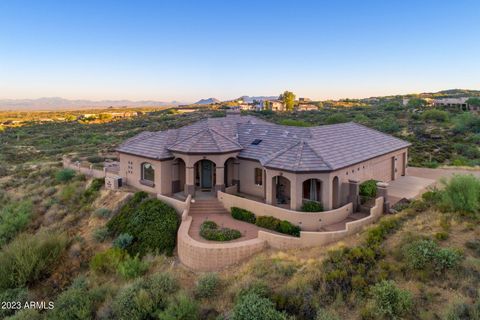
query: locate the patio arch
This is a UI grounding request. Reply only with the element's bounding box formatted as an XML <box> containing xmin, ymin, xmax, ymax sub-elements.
<box><xmin>224</xmin><ymin>157</ymin><xmax>236</xmax><ymax>187</ymax></box>
<box><xmin>193</xmin><ymin>159</ymin><xmax>216</xmax><ymax>190</ymax></box>
<box><xmin>271</xmin><ymin>175</ymin><xmax>291</xmax><ymax>208</ymax></box>
<box><xmin>302</xmin><ymin>178</ymin><xmax>322</xmax><ymax>204</ymax></box>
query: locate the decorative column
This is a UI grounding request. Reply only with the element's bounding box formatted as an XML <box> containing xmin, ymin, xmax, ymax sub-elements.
<box><xmin>322</xmin><ymin>178</ymin><xmax>332</xmax><ymax>211</ymax></box>
<box><xmin>185</xmin><ymin>166</ymin><xmax>195</xmax><ymax>197</ymax></box>
<box><xmin>232</xmin><ymin>160</ymin><xmax>240</xmax><ymax>191</ymax></box>
<box><xmin>215</xmin><ymin>166</ymin><xmax>225</xmax><ymax>193</ymax></box>
<box><xmin>347</xmin><ymin>179</ymin><xmax>360</xmax><ymax>213</ymax></box>
<box><xmin>376</xmin><ymin>182</ymin><xmax>390</xmax><ymax>214</ymax></box>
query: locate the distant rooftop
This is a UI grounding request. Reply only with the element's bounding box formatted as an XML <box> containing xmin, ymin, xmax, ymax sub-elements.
<box><xmin>117</xmin><ymin>115</ymin><xmax>410</xmax><ymax>172</ymax></box>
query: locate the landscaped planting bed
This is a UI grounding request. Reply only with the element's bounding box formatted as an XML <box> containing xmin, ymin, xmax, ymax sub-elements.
<box><xmin>199</xmin><ymin>220</ymin><xmax>242</xmax><ymax>241</ymax></box>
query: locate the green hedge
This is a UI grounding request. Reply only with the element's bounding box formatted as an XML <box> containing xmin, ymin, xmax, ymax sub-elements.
<box><xmin>200</xmin><ymin>220</ymin><xmax>241</xmax><ymax>241</ymax></box>
<box><xmin>359</xmin><ymin>179</ymin><xmax>377</xmax><ymax>198</ymax></box>
<box><xmin>231</xmin><ymin>208</ymin><xmax>300</xmax><ymax>237</ymax></box>
<box><xmin>301</xmin><ymin>200</ymin><xmax>324</xmax><ymax>212</ymax></box>
<box><xmin>231</xmin><ymin>207</ymin><xmax>256</xmax><ymax>223</ymax></box>
<box><xmin>107</xmin><ymin>192</ymin><xmax>179</xmax><ymax>256</ymax></box>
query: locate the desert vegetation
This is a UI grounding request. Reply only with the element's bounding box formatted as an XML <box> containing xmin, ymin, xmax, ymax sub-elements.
<box><xmin>1</xmin><ymin>107</ymin><xmax>480</xmax><ymax>319</ymax></box>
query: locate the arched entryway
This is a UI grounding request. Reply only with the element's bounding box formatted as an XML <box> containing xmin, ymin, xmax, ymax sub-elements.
<box><xmin>224</xmin><ymin>158</ymin><xmax>236</xmax><ymax>187</ymax></box>
<box><xmin>332</xmin><ymin>176</ymin><xmax>340</xmax><ymax>209</ymax></box>
<box><xmin>172</xmin><ymin>158</ymin><xmax>186</xmax><ymax>194</ymax></box>
<box><xmin>194</xmin><ymin>159</ymin><xmax>216</xmax><ymax>190</ymax></box>
<box><xmin>272</xmin><ymin>175</ymin><xmax>291</xmax><ymax>207</ymax></box>
<box><xmin>302</xmin><ymin>178</ymin><xmax>322</xmax><ymax>203</ymax></box>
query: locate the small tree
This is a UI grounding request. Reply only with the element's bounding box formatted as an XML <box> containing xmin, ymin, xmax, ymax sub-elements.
<box><xmin>368</xmin><ymin>280</ymin><xmax>412</xmax><ymax>319</ymax></box>
<box><xmin>279</xmin><ymin>91</ymin><xmax>296</xmax><ymax>111</ymax></box>
<box><xmin>466</xmin><ymin>97</ymin><xmax>480</xmax><ymax>106</ymax></box>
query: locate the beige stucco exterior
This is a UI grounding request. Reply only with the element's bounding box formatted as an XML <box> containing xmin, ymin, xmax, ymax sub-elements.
<box><xmin>117</xmin><ymin>146</ymin><xmax>408</xmax><ymax>211</ymax></box>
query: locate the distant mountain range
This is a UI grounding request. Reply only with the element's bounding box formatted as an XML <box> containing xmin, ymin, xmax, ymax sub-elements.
<box><xmin>193</xmin><ymin>98</ymin><xmax>221</xmax><ymax>105</ymax></box>
<box><xmin>0</xmin><ymin>97</ymin><xmax>185</xmax><ymax>111</ymax></box>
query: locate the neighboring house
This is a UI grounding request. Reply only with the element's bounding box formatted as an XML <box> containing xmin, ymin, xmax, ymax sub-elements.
<box><xmin>239</xmin><ymin>104</ymin><xmax>253</xmax><ymax>111</ymax></box>
<box><xmin>434</xmin><ymin>97</ymin><xmax>470</xmax><ymax>110</ymax></box>
<box><xmin>269</xmin><ymin>100</ymin><xmax>286</xmax><ymax>111</ymax></box>
<box><xmin>115</xmin><ymin>114</ymin><xmax>410</xmax><ymax>211</ymax></box>
<box><xmin>296</xmin><ymin>104</ymin><xmax>318</xmax><ymax>111</ymax></box>
<box><xmin>299</xmin><ymin>97</ymin><xmax>311</xmax><ymax>102</ymax></box>
<box><xmin>402</xmin><ymin>97</ymin><xmax>433</xmax><ymax>107</ymax></box>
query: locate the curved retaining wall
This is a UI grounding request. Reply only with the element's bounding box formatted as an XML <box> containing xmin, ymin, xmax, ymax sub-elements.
<box><xmin>177</xmin><ymin>216</ymin><xmax>266</xmax><ymax>271</ymax></box>
<box><xmin>217</xmin><ymin>191</ymin><xmax>353</xmax><ymax>231</ymax></box>
<box><xmin>258</xmin><ymin>197</ymin><xmax>384</xmax><ymax>250</ymax></box>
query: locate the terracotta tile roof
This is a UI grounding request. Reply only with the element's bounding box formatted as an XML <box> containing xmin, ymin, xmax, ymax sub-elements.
<box><xmin>116</xmin><ymin>115</ymin><xmax>410</xmax><ymax>172</ymax></box>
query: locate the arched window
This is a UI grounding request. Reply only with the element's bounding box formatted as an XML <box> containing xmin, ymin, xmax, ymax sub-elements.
<box><xmin>302</xmin><ymin>179</ymin><xmax>321</xmax><ymax>201</ymax></box>
<box><xmin>141</xmin><ymin>162</ymin><xmax>155</xmax><ymax>182</ymax></box>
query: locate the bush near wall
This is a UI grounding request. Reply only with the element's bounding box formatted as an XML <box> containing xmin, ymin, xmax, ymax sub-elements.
<box><xmin>359</xmin><ymin>179</ymin><xmax>377</xmax><ymax>198</ymax></box>
<box><xmin>301</xmin><ymin>200</ymin><xmax>324</xmax><ymax>212</ymax></box>
<box><xmin>230</xmin><ymin>208</ymin><xmax>301</xmax><ymax>237</ymax></box>
<box><xmin>231</xmin><ymin>207</ymin><xmax>256</xmax><ymax>223</ymax></box>
<box><xmin>107</xmin><ymin>192</ymin><xmax>180</xmax><ymax>256</ymax></box>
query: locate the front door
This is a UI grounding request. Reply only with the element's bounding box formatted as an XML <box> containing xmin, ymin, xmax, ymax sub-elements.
<box><xmin>201</xmin><ymin>160</ymin><xmax>213</xmax><ymax>189</ymax></box>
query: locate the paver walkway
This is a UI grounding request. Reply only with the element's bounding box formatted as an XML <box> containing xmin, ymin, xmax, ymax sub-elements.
<box><xmin>188</xmin><ymin>199</ymin><xmax>267</xmax><ymax>243</ymax></box>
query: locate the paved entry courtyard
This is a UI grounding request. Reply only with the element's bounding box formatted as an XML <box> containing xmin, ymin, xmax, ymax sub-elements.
<box><xmin>388</xmin><ymin>167</ymin><xmax>480</xmax><ymax>204</ymax></box>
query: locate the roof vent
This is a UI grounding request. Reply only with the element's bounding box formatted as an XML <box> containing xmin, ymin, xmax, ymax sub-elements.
<box><xmin>251</xmin><ymin>139</ymin><xmax>262</xmax><ymax>145</ymax></box>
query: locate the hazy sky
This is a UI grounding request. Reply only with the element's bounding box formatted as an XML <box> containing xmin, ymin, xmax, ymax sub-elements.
<box><xmin>1</xmin><ymin>0</ymin><xmax>479</xmax><ymax>102</ymax></box>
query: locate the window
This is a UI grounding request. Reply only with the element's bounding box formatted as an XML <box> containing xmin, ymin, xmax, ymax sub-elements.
<box><xmin>141</xmin><ymin>162</ymin><xmax>155</xmax><ymax>182</ymax></box>
<box><xmin>251</xmin><ymin>139</ymin><xmax>262</xmax><ymax>145</ymax></box>
<box><xmin>254</xmin><ymin>168</ymin><xmax>263</xmax><ymax>186</ymax></box>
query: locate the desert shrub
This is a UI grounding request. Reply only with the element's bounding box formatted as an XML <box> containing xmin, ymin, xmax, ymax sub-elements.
<box><xmin>94</xmin><ymin>208</ymin><xmax>111</xmax><ymax>218</ymax></box>
<box><xmin>90</xmin><ymin>248</ymin><xmax>126</xmax><ymax>274</ymax></box>
<box><xmin>92</xmin><ymin>227</ymin><xmax>109</xmax><ymax>243</ymax></box>
<box><xmin>301</xmin><ymin>200</ymin><xmax>324</xmax><ymax>212</ymax></box>
<box><xmin>359</xmin><ymin>179</ymin><xmax>377</xmax><ymax>198</ymax></box>
<box><xmin>321</xmin><ymin>246</ymin><xmax>377</xmax><ymax>299</ymax></box>
<box><xmin>402</xmin><ymin>239</ymin><xmax>463</xmax><ymax>275</ymax></box>
<box><xmin>199</xmin><ymin>220</ymin><xmax>241</xmax><ymax>241</ymax></box>
<box><xmin>375</xmin><ymin>116</ymin><xmax>400</xmax><ymax>133</ymax></box>
<box><xmin>0</xmin><ymin>200</ymin><xmax>33</xmax><ymax>246</ymax></box>
<box><xmin>445</xmin><ymin>300</ymin><xmax>480</xmax><ymax>320</ymax></box>
<box><xmin>422</xmin><ymin>109</ymin><xmax>449</xmax><ymax>122</ymax></box>
<box><xmin>440</xmin><ymin>174</ymin><xmax>480</xmax><ymax>217</ymax></box>
<box><xmin>365</xmin><ymin>216</ymin><xmax>401</xmax><ymax>247</ymax></box>
<box><xmin>55</xmin><ymin>168</ymin><xmax>76</xmax><ymax>182</ymax></box>
<box><xmin>195</xmin><ymin>273</ymin><xmax>220</xmax><ymax>299</ymax></box>
<box><xmin>237</xmin><ymin>280</ymin><xmax>272</xmax><ymax>300</ymax></box>
<box><xmin>325</xmin><ymin>113</ymin><xmax>348</xmax><ymax>124</ymax></box>
<box><xmin>107</xmin><ymin>193</ymin><xmax>179</xmax><ymax>256</ymax></box>
<box><xmin>255</xmin><ymin>216</ymin><xmax>301</xmax><ymax>237</ymax></box>
<box><xmin>279</xmin><ymin>119</ymin><xmax>311</xmax><ymax>127</ymax></box>
<box><xmin>157</xmin><ymin>292</ymin><xmax>199</xmax><ymax>320</ymax></box>
<box><xmin>82</xmin><ymin>178</ymin><xmax>104</xmax><ymax>201</ymax></box>
<box><xmin>86</xmin><ymin>155</ymin><xmax>104</xmax><ymax>163</ymax></box>
<box><xmin>5</xmin><ymin>309</ymin><xmax>41</xmax><ymax>320</ymax></box>
<box><xmin>465</xmin><ymin>240</ymin><xmax>480</xmax><ymax>257</ymax></box>
<box><xmin>453</xmin><ymin>112</ymin><xmax>480</xmax><ymax>134</ymax></box>
<box><xmin>366</xmin><ymin>280</ymin><xmax>412</xmax><ymax>319</ymax></box>
<box><xmin>112</xmin><ymin>272</ymin><xmax>178</xmax><ymax>319</ymax></box>
<box><xmin>0</xmin><ymin>231</ymin><xmax>68</xmax><ymax>289</ymax></box>
<box><xmin>113</xmin><ymin>233</ymin><xmax>134</xmax><ymax>249</ymax></box>
<box><xmin>231</xmin><ymin>207</ymin><xmax>256</xmax><ymax>223</ymax></box>
<box><xmin>316</xmin><ymin>308</ymin><xmax>340</xmax><ymax>320</ymax></box>
<box><xmin>435</xmin><ymin>231</ymin><xmax>449</xmax><ymax>241</ymax></box>
<box><xmin>47</xmin><ymin>278</ymin><xmax>98</xmax><ymax>320</ymax></box>
<box><xmin>232</xmin><ymin>292</ymin><xmax>288</xmax><ymax>320</ymax></box>
<box><xmin>0</xmin><ymin>288</ymin><xmax>29</xmax><ymax>318</ymax></box>
<box><xmin>117</xmin><ymin>254</ymin><xmax>149</xmax><ymax>279</ymax></box>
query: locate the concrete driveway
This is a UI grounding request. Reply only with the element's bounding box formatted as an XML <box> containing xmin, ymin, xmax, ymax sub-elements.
<box><xmin>387</xmin><ymin>167</ymin><xmax>480</xmax><ymax>204</ymax></box>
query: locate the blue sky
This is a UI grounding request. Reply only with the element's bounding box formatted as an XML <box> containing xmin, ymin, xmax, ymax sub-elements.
<box><xmin>1</xmin><ymin>0</ymin><xmax>479</xmax><ymax>102</ymax></box>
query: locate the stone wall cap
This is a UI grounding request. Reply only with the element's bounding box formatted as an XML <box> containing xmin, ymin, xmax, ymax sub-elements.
<box><xmin>376</xmin><ymin>182</ymin><xmax>389</xmax><ymax>188</ymax></box>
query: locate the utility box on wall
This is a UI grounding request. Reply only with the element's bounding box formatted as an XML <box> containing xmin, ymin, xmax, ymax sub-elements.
<box><xmin>105</xmin><ymin>176</ymin><xmax>122</xmax><ymax>190</ymax></box>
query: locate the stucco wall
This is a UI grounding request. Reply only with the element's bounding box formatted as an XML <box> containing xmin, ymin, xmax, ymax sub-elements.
<box><xmin>177</xmin><ymin>216</ymin><xmax>266</xmax><ymax>271</ymax></box>
<box><xmin>118</xmin><ymin>153</ymin><xmax>164</xmax><ymax>194</ymax></box>
<box><xmin>63</xmin><ymin>158</ymin><xmax>106</xmax><ymax>179</ymax></box>
<box><xmin>217</xmin><ymin>191</ymin><xmax>353</xmax><ymax>231</ymax></box>
<box><xmin>157</xmin><ymin>193</ymin><xmax>187</xmax><ymax>216</ymax></box>
<box><xmin>258</xmin><ymin>197</ymin><xmax>385</xmax><ymax>250</ymax></box>
<box><xmin>238</xmin><ymin>159</ymin><xmax>265</xmax><ymax>198</ymax></box>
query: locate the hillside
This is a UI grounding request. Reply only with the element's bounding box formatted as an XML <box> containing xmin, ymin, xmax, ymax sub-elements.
<box><xmin>0</xmin><ymin>108</ymin><xmax>479</xmax><ymax>319</ymax></box>
<box><xmin>194</xmin><ymin>98</ymin><xmax>221</xmax><ymax>105</ymax></box>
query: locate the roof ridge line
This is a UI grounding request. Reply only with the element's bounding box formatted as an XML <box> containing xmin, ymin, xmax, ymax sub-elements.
<box><xmin>262</xmin><ymin>140</ymin><xmax>302</xmax><ymax>166</ymax></box>
<box><xmin>304</xmin><ymin>140</ymin><xmax>334</xmax><ymax>170</ymax></box>
<box><xmin>167</xmin><ymin>128</ymin><xmax>208</xmax><ymax>149</ymax></box>
<box><xmin>294</xmin><ymin>139</ymin><xmax>305</xmax><ymax>169</ymax></box>
<box><xmin>209</xmin><ymin>127</ymin><xmax>242</xmax><ymax>147</ymax></box>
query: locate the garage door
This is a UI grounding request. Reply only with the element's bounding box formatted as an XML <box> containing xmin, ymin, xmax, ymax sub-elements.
<box><xmin>372</xmin><ymin>157</ymin><xmax>393</xmax><ymax>182</ymax></box>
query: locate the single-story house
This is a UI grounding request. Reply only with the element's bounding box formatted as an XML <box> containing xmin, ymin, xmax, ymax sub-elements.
<box><xmin>116</xmin><ymin>114</ymin><xmax>410</xmax><ymax>211</ymax></box>
<box><xmin>296</xmin><ymin>104</ymin><xmax>318</xmax><ymax>111</ymax></box>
